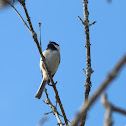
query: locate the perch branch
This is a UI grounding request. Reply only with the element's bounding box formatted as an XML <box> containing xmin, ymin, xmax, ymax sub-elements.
<box><xmin>70</xmin><ymin>54</ymin><xmax>126</xmax><ymax>126</ymax></box>
<box><xmin>10</xmin><ymin>1</ymin><xmax>68</xmax><ymax>125</ymax></box>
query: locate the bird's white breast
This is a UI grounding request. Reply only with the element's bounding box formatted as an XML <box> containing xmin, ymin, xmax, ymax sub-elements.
<box><xmin>40</xmin><ymin>49</ymin><xmax>60</xmax><ymax>80</ymax></box>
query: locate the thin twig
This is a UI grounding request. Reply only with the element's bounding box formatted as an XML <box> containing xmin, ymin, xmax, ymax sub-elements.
<box><xmin>78</xmin><ymin>16</ymin><xmax>84</xmax><ymax>25</ymax></box>
<box><xmin>43</xmin><ymin>89</ymin><xmax>63</xmax><ymax>126</ymax></box>
<box><xmin>88</xmin><ymin>21</ymin><xmax>96</xmax><ymax>26</ymax></box>
<box><xmin>16</xmin><ymin>2</ymin><xmax>68</xmax><ymax>125</ymax></box>
<box><xmin>39</xmin><ymin>22</ymin><xmax>42</xmax><ymax>50</ymax></box>
<box><xmin>70</xmin><ymin>54</ymin><xmax>126</xmax><ymax>126</ymax></box>
<box><xmin>112</xmin><ymin>106</ymin><xmax>126</xmax><ymax>115</ymax></box>
<box><xmin>7</xmin><ymin>2</ymin><xmax>31</xmax><ymax>32</ymax></box>
<box><xmin>79</xmin><ymin>0</ymin><xmax>94</xmax><ymax>125</ymax></box>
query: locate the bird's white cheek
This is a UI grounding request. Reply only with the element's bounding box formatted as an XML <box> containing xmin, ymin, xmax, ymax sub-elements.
<box><xmin>54</xmin><ymin>44</ymin><xmax>60</xmax><ymax>52</ymax></box>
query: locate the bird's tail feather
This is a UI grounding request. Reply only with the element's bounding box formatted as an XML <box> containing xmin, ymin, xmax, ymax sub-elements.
<box><xmin>35</xmin><ymin>80</ymin><xmax>47</xmax><ymax>99</ymax></box>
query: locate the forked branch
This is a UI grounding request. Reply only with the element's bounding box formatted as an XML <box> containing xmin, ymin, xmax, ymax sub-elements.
<box><xmin>101</xmin><ymin>93</ymin><xmax>126</xmax><ymax>126</ymax></box>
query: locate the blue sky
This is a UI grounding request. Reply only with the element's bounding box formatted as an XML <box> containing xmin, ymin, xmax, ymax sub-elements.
<box><xmin>0</xmin><ymin>0</ymin><xmax>126</xmax><ymax>126</ymax></box>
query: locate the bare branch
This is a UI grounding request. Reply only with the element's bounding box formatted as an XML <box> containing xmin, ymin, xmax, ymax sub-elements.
<box><xmin>79</xmin><ymin>0</ymin><xmax>94</xmax><ymax>125</ymax></box>
<box><xmin>43</xmin><ymin>89</ymin><xmax>64</xmax><ymax>126</ymax></box>
<box><xmin>70</xmin><ymin>54</ymin><xmax>126</xmax><ymax>126</ymax></box>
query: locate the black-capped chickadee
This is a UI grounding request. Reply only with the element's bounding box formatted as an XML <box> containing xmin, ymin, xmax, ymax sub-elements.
<box><xmin>35</xmin><ymin>41</ymin><xmax>60</xmax><ymax>99</ymax></box>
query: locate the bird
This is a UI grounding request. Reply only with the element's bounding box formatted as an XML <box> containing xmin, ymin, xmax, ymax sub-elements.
<box><xmin>35</xmin><ymin>41</ymin><xmax>60</xmax><ymax>99</ymax></box>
